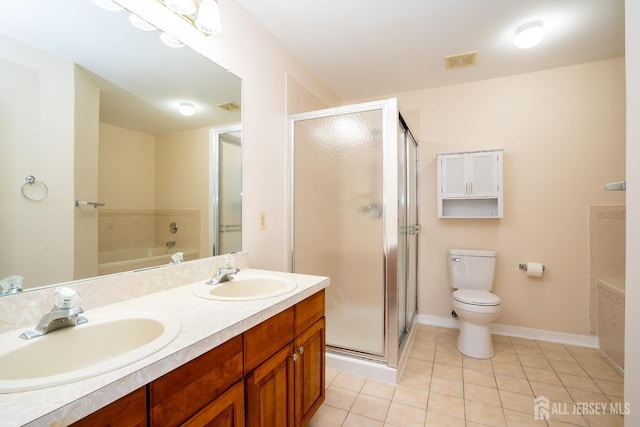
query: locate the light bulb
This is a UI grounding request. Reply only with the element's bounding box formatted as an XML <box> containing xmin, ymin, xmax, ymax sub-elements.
<box><xmin>513</xmin><ymin>21</ymin><xmax>545</xmax><ymax>49</ymax></box>
<box><xmin>196</xmin><ymin>0</ymin><xmax>223</xmax><ymax>35</ymax></box>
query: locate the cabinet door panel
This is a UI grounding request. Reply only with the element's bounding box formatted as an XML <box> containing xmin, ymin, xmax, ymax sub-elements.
<box><xmin>182</xmin><ymin>381</ymin><xmax>245</xmax><ymax>427</ymax></box>
<box><xmin>441</xmin><ymin>154</ymin><xmax>468</xmax><ymax>198</ymax></box>
<box><xmin>469</xmin><ymin>151</ymin><xmax>498</xmax><ymax>197</ymax></box>
<box><xmin>295</xmin><ymin>317</ymin><xmax>326</xmax><ymax>427</ymax></box>
<box><xmin>246</xmin><ymin>344</ymin><xmax>295</xmax><ymax>427</ymax></box>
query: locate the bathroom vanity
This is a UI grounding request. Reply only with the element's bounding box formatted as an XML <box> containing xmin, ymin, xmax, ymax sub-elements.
<box><xmin>0</xmin><ymin>257</ymin><xmax>328</xmax><ymax>427</ymax></box>
<box><xmin>73</xmin><ymin>291</ymin><xmax>325</xmax><ymax>427</ymax></box>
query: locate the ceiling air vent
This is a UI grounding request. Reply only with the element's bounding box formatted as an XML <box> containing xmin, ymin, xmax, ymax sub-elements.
<box><xmin>445</xmin><ymin>51</ymin><xmax>477</xmax><ymax>70</ymax></box>
<box><xmin>217</xmin><ymin>102</ymin><xmax>241</xmax><ymax>111</ymax></box>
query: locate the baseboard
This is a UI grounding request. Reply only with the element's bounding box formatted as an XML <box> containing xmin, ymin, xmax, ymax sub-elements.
<box><xmin>418</xmin><ymin>314</ymin><xmax>599</xmax><ymax>348</ymax></box>
<box><xmin>326</xmin><ymin>352</ymin><xmax>399</xmax><ymax>384</ymax></box>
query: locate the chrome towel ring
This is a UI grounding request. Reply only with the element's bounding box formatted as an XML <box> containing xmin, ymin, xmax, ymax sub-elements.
<box><xmin>21</xmin><ymin>175</ymin><xmax>49</xmax><ymax>201</ymax></box>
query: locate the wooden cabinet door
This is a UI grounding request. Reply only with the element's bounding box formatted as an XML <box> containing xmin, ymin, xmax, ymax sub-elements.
<box><xmin>440</xmin><ymin>153</ymin><xmax>468</xmax><ymax>198</ymax></box>
<box><xmin>245</xmin><ymin>343</ymin><xmax>295</xmax><ymax>427</ymax></box>
<box><xmin>294</xmin><ymin>317</ymin><xmax>325</xmax><ymax>427</ymax></box>
<box><xmin>182</xmin><ymin>381</ymin><xmax>245</xmax><ymax>427</ymax></box>
<box><xmin>70</xmin><ymin>386</ymin><xmax>146</xmax><ymax>427</ymax></box>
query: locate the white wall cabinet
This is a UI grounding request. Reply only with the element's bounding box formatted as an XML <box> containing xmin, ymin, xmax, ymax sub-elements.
<box><xmin>437</xmin><ymin>149</ymin><xmax>503</xmax><ymax>218</ymax></box>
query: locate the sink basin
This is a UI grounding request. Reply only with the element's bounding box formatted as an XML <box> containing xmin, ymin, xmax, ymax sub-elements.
<box><xmin>0</xmin><ymin>311</ymin><xmax>180</xmax><ymax>393</ymax></box>
<box><xmin>193</xmin><ymin>274</ymin><xmax>297</xmax><ymax>301</ymax></box>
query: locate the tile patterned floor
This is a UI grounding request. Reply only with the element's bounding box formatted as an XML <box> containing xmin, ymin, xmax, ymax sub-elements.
<box><xmin>308</xmin><ymin>325</ymin><xmax>624</xmax><ymax>427</ymax></box>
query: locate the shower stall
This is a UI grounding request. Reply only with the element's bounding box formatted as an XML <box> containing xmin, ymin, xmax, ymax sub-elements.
<box><xmin>289</xmin><ymin>99</ymin><xmax>419</xmax><ymax>378</ymax></box>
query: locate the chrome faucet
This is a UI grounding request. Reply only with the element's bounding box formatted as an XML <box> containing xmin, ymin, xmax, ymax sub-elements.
<box><xmin>207</xmin><ymin>266</ymin><xmax>239</xmax><ymax>285</ymax></box>
<box><xmin>19</xmin><ymin>287</ymin><xmax>88</xmax><ymax>340</ymax></box>
<box><xmin>207</xmin><ymin>254</ymin><xmax>239</xmax><ymax>285</ymax></box>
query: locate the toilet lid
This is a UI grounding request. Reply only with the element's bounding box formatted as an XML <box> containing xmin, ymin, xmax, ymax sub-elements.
<box><xmin>453</xmin><ymin>289</ymin><xmax>501</xmax><ymax>306</ymax></box>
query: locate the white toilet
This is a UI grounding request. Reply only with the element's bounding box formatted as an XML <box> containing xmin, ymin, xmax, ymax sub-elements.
<box><xmin>448</xmin><ymin>249</ymin><xmax>501</xmax><ymax>359</ymax></box>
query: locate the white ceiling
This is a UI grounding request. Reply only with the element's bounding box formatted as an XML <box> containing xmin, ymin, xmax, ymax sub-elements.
<box><xmin>235</xmin><ymin>0</ymin><xmax>625</xmax><ymax>100</ymax></box>
<box><xmin>0</xmin><ymin>0</ymin><xmax>241</xmax><ymax>135</ymax></box>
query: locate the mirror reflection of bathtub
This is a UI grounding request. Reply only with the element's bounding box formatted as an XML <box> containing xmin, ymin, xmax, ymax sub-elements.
<box><xmin>98</xmin><ymin>248</ymin><xmax>198</xmax><ymax>276</ymax></box>
<box><xmin>597</xmin><ymin>278</ymin><xmax>625</xmax><ymax>372</ymax></box>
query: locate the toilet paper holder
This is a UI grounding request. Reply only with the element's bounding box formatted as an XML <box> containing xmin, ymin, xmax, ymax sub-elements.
<box><xmin>518</xmin><ymin>263</ymin><xmax>545</xmax><ymax>272</ymax></box>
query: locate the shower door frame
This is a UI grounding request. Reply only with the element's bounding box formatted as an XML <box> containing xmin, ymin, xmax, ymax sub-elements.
<box><xmin>288</xmin><ymin>98</ymin><xmax>412</xmax><ymax>368</ymax></box>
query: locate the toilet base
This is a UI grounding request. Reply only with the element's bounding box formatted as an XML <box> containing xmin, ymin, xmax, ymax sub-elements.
<box><xmin>457</xmin><ymin>321</ymin><xmax>495</xmax><ymax>359</ymax></box>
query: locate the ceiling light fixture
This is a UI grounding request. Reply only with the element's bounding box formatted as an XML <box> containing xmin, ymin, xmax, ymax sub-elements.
<box><xmin>178</xmin><ymin>102</ymin><xmax>196</xmax><ymax>116</ymax></box>
<box><xmin>160</xmin><ymin>0</ymin><xmax>223</xmax><ymax>36</ymax></box>
<box><xmin>513</xmin><ymin>21</ymin><xmax>545</xmax><ymax>49</ymax></box>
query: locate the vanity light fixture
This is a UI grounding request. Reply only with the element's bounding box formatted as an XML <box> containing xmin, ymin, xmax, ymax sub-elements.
<box><xmin>195</xmin><ymin>0</ymin><xmax>223</xmax><ymax>35</ymax></box>
<box><xmin>160</xmin><ymin>0</ymin><xmax>223</xmax><ymax>36</ymax></box>
<box><xmin>178</xmin><ymin>102</ymin><xmax>196</xmax><ymax>116</ymax></box>
<box><xmin>513</xmin><ymin>20</ymin><xmax>545</xmax><ymax>49</ymax></box>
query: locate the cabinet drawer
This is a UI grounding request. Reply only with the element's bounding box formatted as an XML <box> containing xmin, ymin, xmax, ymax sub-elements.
<box><xmin>149</xmin><ymin>335</ymin><xmax>243</xmax><ymax>427</ymax></box>
<box><xmin>244</xmin><ymin>307</ymin><xmax>294</xmax><ymax>374</ymax></box>
<box><xmin>294</xmin><ymin>290</ymin><xmax>325</xmax><ymax>336</ymax></box>
<box><xmin>70</xmin><ymin>386</ymin><xmax>146</xmax><ymax>427</ymax></box>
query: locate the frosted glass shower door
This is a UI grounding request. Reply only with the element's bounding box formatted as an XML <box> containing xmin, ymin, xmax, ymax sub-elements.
<box><xmin>293</xmin><ymin>109</ymin><xmax>385</xmax><ymax>356</ymax></box>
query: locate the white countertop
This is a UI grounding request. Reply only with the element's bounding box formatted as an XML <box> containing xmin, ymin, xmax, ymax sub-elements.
<box><xmin>0</xmin><ymin>269</ymin><xmax>329</xmax><ymax>427</ymax></box>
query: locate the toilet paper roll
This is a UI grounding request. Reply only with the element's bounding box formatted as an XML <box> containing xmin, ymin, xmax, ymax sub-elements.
<box><xmin>525</xmin><ymin>262</ymin><xmax>544</xmax><ymax>278</ymax></box>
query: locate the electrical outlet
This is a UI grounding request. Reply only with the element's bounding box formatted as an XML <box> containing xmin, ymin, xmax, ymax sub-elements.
<box><xmin>259</xmin><ymin>211</ymin><xmax>266</xmax><ymax>229</ymax></box>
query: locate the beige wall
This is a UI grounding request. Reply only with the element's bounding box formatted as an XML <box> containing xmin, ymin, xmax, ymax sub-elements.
<box><xmin>98</xmin><ymin>124</ymin><xmax>156</xmax><ymax>210</ymax></box>
<box><xmin>350</xmin><ymin>59</ymin><xmax>625</xmax><ymax>336</ymax></box>
<box><xmin>625</xmin><ymin>0</ymin><xmax>639</xmax><ymax>422</ymax></box>
<box><xmin>0</xmin><ymin>35</ymin><xmax>75</xmax><ymax>288</ymax></box>
<box><xmin>73</xmin><ymin>67</ymin><xmax>101</xmax><ymax>280</ymax></box>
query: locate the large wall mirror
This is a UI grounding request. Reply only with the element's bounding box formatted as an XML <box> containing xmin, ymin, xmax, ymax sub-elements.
<box><xmin>0</xmin><ymin>1</ymin><xmax>242</xmax><ymax>294</ymax></box>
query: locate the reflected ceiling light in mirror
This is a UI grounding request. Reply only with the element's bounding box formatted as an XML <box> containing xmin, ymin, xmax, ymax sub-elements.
<box><xmin>160</xmin><ymin>32</ymin><xmax>185</xmax><ymax>48</ymax></box>
<box><xmin>196</xmin><ymin>0</ymin><xmax>223</xmax><ymax>35</ymax></box>
<box><xmin>514</xmin><ymin>21</ymin><xmax>545</xmax><ymax>49</ymax></box>
<box><xmin>129</xmin><ymin>14</ymin><xmax>157</xmax><ymax>32</ymax></box>
<box><xmin>164</xmin><ymin>0</ymin><xmax>197</xmax><ymax>16</ymax></box>
<box><xmin>178</xmin><ymin>102</ymin><xmax>196</xmax><ymax>116</ymax></box>
<box><xmin>92</xmin><ymin>0</ymin><xmax>123</xmax><ymax>12</ymax></box>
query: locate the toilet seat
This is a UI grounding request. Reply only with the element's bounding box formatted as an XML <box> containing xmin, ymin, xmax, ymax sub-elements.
<box><xmin>453</xmin><ymin>289</ymin><xmax>500</xmax><ymax>306</ymax></box>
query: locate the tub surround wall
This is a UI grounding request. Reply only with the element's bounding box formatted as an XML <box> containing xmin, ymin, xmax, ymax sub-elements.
<box><xmin>589</xmin><ymin>204</ymin><xmax>625</xmax><ymax>332</ymax></box>
<box><xmin>98</xmin><ymin>209</ymin><xmax>201</xmax><ymax>257</ymax></box>
<box><xmin>597</xmin><ymin>278</ymin><xmax>625</xmax><ymax>372</ymax></box>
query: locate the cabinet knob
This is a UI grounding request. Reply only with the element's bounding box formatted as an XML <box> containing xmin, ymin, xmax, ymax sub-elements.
<box><xmin>291</xmin><ymin>352</ymin><xmax>298</xmax><ymax>362</ymax></box>
<box><xmin>298</xmin><ymin>346</ymin><xmax>304</xmax><ymax>355</ymax></box>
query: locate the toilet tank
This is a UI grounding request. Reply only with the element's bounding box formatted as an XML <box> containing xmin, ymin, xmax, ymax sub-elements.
<box><xmin>448</xmin><ymin>249</ymin><xmax>496</xmax><ymax>290</ymax></box>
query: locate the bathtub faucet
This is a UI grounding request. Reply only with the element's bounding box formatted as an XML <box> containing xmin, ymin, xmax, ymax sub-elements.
<box><xmin>19</xmin><ymin>287</ymin><xmax>88</xmax><ymax>340</ymax></box>
<box><xmin>166</xmin><ymin>240</ymin><xmax>176</xmax><ymax>248</ymax></box>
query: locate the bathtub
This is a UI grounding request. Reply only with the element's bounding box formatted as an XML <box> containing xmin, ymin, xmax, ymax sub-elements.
<box><xmin>597</xmin><ymin>278</ymin><xmax>625</xmax><ymax>372</ymax></box>
<box><xmin>98</xmin><ymin>247</ymin><xmax>199</xmax><ymax>276</ymax></box>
